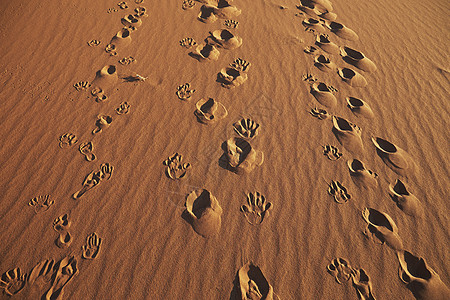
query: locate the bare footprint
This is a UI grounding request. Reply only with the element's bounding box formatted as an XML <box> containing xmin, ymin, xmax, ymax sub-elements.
<box><xmin>87</xmin><ymin>39</ymin><xmax>100</xmax><ymax>47</ymax></box>
<box><xmin>224</xmin><ymin>19</ymin><xmax>239</xmax><ymax>28</ymax></box>
<box><xmin>233</xmin><ymin>118</ymin><xmax>260</xmax><ymax>139</ymax></box>
<box><xmin>105</xmin><ymin>43</ymin><xmax>117</xmax><ymax>56</ymax></box>
<box><xmin>92</xmin><ymin>114</ymin><xmax>113</xmax><ymax>134</ymax></box>
<box><xmin>91</xmin><ymin>87</ymin><xmax>108</xmax><ymax>102</ymax></box>
<box><xmin>44</xmin><ymin>255</ymin><xmax>78</xmax><ymax>300</ymax></box>
<box><xmin>362</xmin><ymin>208</ymin><xmax>403</xmax><ymax>251</ymax></box>
<box><xmin>310</xmin><ymin>82</ymin><xmax>337</xmax><ymax>108</ymax></box>
<box><xmin>0</xmin><ymin>268</ymin><xmax>26</xmax><ymax>296</ymax></box>
<box><xmin>327</xmin><ymin>258</ymin><xmax>353</xmax><ymax>284</ymax></box>
<box><xmin>79</xmin><ymin>141</ymin><xmax>96</xmax><ymax>161</ymax></box>
<box><xmin>28</xmin><ymin>195</ymin><xmax>53</xmax><ymax>213</ymax></box>
<box><xmin>72</xmin><ymin>170</ymin><xmax>102</xmax><ymax>199</ymax></box>
<box><xmin>240</xmin><ymin>192</ymin><xmax>272</xmax><ymax>225</ymax></box>
<box><xmin>73</xmin><ymin>81</ymin><xmax>91</xmax><ymax>91</ymax></box>
<box><xmin>59</xmin><ymin>133</ymin><xmax>78</xmax><ymax>148</ymax></box>
<box><xmin>338</xmin><ymin>67</ymin><xmax>368</xmax><ymax>87</ymax></box>
<box><xmin>237</xmin><ymin>262</ymin><xmax>274</xmax><ymax>300</ymax></box>
<box><xmin>388</xmin><ymin>179</ymin><xmax>422</xmax><ymax>216</ymax></box>
<box><xmin>351</xmin><ymin>268</ymin><xmax>376</xmax><ymax>300</ymax></box>
<box><xmin>332</xmin><ymin>116</ymin><xmax>364</xmax><ymax>154</ymax></box>
<box><xmin>182</xmin><ymin>0</ymin><xmax>195</xmax><ymax>10</ymax></box>
<box><xmin>116</xmin><ymin>101</ymin><xmax>130</xmax><ymax>115</ymax></box>
<box><xmin>224</xmin><ymin>137</ymin><xmax>264</xmax><ymax>174</ymax></box>
<box><xmin>176</xmin><ymin>83</ymin><xmax>196</xmax><ymax>100</ymax></box>
<box><xmin>82</xmin><ymin>232</ymin><xmax>102</xmax><ymax>260</ymax></box>
<box><xmin>189</xmin><ymin>43</ymin><xmax>220</xmax><ymax>61</ymax></box>
<box><xmin>163</xmin><ymin>153</ymin><xmax>191</xmax><ymax>179</ymax></box>
<box><xmin>347</xmin><ymin>159</ymin><xmax>378</xmax><ymax>188</ymax></box>
<box><xmin>194</xmin><ymin>97</ymin><xmax>228</xmax><ymax>124</ymax></box>
<box><xmin>134</xmin><ymin>6</ymin><xmax>148</xmax><ymax>17</ymax></box>
<box><xmin>328</xmin><ymin>180</ymin><xmax>351</xmax><ymax>204</ymax></box>
<box><xmin>322</xmin><ymin>145</ymin><xmax>342</xmax><ymax>160</ymax></box>
<box><xmin>28</xmin><ymin>259</ymin><xmax>55</xmax><ymax>286</ymax></box>
<box><xmin>179</xmin><ymin>37</ymin><xmax>198</xmax><ymax>49</ymax></box>
<box><xmin>309</xmin><ymin>107</ymin><xmax>330</xmax><ymax>120</ymax></box>
<box><xmin>53</xmin><ymin>214</ymin><xmax>72</xmax><ymax>248</ymax></box>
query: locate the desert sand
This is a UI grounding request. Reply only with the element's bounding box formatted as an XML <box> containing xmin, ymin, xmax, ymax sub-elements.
<box><xmin>0</xmin><ymin>0</ymin><xmax>449</xmax><ymax>299</ymax></box>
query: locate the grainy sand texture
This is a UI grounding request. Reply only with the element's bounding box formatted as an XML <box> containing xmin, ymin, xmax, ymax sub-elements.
<box><xmin>0</xmin><ymin>0</ymin><xmax>449</xmax><ymax>299</ymax></box>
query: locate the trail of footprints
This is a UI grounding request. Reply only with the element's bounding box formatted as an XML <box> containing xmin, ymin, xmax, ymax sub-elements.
<box><xmin>0</xmin><ymin>1</ymin><xmax>149</xmax><ymax>298</ymax></box>
<box><xmin>294</xmin><ymin>0</ymin><xmax>448</xmax><ymax>299</ymax></box>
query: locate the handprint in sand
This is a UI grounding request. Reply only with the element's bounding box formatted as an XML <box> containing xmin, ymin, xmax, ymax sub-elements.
<box><xmin>240</xmin><ymin>192</ymin><xmax>272</xmax><ymax>225</ymax></box>
<box><xmin>82</xmin><ymin>232</ymin><xmax>102</xmax><ymax>260</ymax></box>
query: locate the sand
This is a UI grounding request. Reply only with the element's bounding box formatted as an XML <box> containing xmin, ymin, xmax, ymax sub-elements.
<box><xmin>0</xmin><ymin>0</ymin><xmax>449</xmax><ymax>299</ymax></box>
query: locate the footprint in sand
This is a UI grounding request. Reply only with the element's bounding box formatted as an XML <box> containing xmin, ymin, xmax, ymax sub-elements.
<box><xmin>207</xmin><ymin>29</ymin><xmax>242</xmax><ymax>50</ymax></box>
<box><xmin>28</xmin><ymin>258</ymin><xmax>55</xmax><ymax>286</ymax></box>
<box><xmin>346</xmin><ymin>97</ymin><xmax>374</xmax><ymax>119</ymax></box>
<box><xmin>310</xmin><ymin>82</ymin><xmax>337</xmax><ymax>108</ymax></box>
<box><xmin>397</xmin><ymin>250</ymin><xmax>450</xmax><ymax>300</ymax></box>
<box><xmin>371</xmin><ymin>137</ymin><xmax>415</xmax><ymax>177</ymax></box>
<box><xmin>304</xmin><ymin>45</ymin><xmax>319</xmax><ymax>55</ymax></box>
<box><xmin>119</xmin><ymin>56</ymin><xmax>136</xmax><ymax>65</ymax></box>
<box><xmin>347</xmin><ymin>159</ymin><xmax>378</xmax><ymax>188</ymax></box>
<box><xmin>332</xmin><ymin>116</ymin><xmax>364</xmax><ymax>154</ymax></box>
<box><xmin>224</xmin><ymin>19</ymin><xmax>239</xmax><ymax>29</ymax></box>
<box><xmin>223</xmin><ymin>137</ymin><xmax>264</xmax><ymax>174</ymax></box>
<box><xmin>233</xmin><ymin>118</ymin><xmax>260</xmax><ymax>139</ymax></box>
<box><xmin>189</xmin><ymin>43</ymin><xmax>220</xmax><ymax>61</ymax></box>
<box><xmin>324</xmin><ymin>21</ymin><xmax>359</xmax><ymax>41</ymax></box>
<box><xmin>73</xmin><ymin>81</ymin><xmax>91</xmax><ymax>91</ymax></box>
<box><xmin>117</xmin><ymin>1</ymin><xmax>128</xmax><ymax>9</ymax></box>
<box><xmin>314</xmin><ymin>54</ymin><xmax>337</xmax><ymax>72</ymax></box>
<box><xmin>43</xmin><ymin>255</ymin><xmax>78</xmax><ymax>300</ymax></box>
<box><xmin>163</xmin><ymin>153</ymin><xmax>191</xmax><ymax>180</ymax></box>
<box><xmin>350</xmin><ymin>268</ymin><xmax>376</xmax><ymax>300</ymax></box>
<box><xmin>328</xmin><ymin>180</ymin><xmax>351</xmax><ymax>204</ymax></box>
<box><xmin>82</xmin><ymin>232</ymin><xmax>102</xmax><ymax>260</ymax></box>
<box><xmin>134</xmin><ymin>6</ymin><xmax>148</xmax><ymax>17</ymax></box>
<box><xmin>297</xmin><ymin>2</ymin><xmax>336</xmax><ymax>21</ymax></box>
<box><xmin>135</xmin><ymin>0</ymin><xmax>144</xmax><ymax>4</ymax></box>
<box><xmin>315</xmin><ymin>34</ymin><xmax>340</xmax><ymax>55</ymax></box>
<box><xmin>323</xmin><ymin>145</ymin><xmax>342</xmax><ymax>160</ymax></box>
<box><xmin>72</xmin><ymin>163</ymin><xmax>114</xmax><ymax>199</ymax></box>
<box><xmin>240</xmin><ymin>192</ymin><xmax>272</xmax><ymax>225</ymax></box>
<box><xmin>28</xmin><ymin>195</ymin><xmax>54</xmax><ymax>213</ymax></box>
<box><xmin>198</xmin><ymin>5</ymin><xmax>218</xmax><ymax>23</ymax></box>
<box><xmin>107</xmin><ymin>8</ymin><xmax>118</xmax><ymax>13</ymax></box>
<box><xmin>182</xmin><ymin>0</ymin><xmax>196</xmax><ymax>10</ymax></box>
<box><xmin>111</xmin><ymin>27</ymin><xmax>133</xmax><ymax>48</ymax></box>
<box><xmin>87</xmin><ymin>39</ymin><xmax>101</xmax><ymax>47</ymax></box>
<box><xmin>0</xmin><ymin>268</ymin><xmax>27</xmax><ymax>296</ymax></box>
<box><xmin>59</xmin><ymin>133</ymin><xmax>78</xmax><ymax>148</ymax></box>
<box><xmin>217</xmin><ymin>58</ymin><xmax>250</xmax><ymax>88</ymax></box>
<box><xmin>121</xmin><ymin>14</ymin><xmax>142</xmax><ymax>30</ymax></box>
<box><xmin>92</xmin><ymin>114</ymin><xmax>113</xmax><ymax>134</ymax></box>
<box><xmin>340</xmin><ymin>46</ymin><xmax>377</xmax><ymax>73</ymax></box>
<box><xmin>388</xmin><ymin>179</ymin><xmax>422</xmax><ymax>216</ymax></box>
<box><xmin>91</xmin><ymin>87</ymin><xmax>108</xmax><ymax>102</ymax></box>
<box><xmin>310</xmin><ymin>107</ymin><xmax>330</xmax><ymax>120</ymax></box>
<box><xmin>53</xmin><ymin>214</ymin><xmax>72</xmax><ymax>248</ymax></box>
<box><xmin>105</xmin><ymin>43</ymin><xmax>118</xmax><ymax>56</ymax></box>
<box><xmin>362</xmin><ymin>207</ymin><xmax>403</xmax><ymax>251</ymax></box>
<box><xmin>176</xmin><ymin>83</ymin><xmax>196</xmax><ymax>100</ymax></box>
<box><xmin>92</xmin><ymin>65</ymin><xmax>118</xmax><ymax>92</ymax></box>
<box><xmin>302</xmin><ymin>73</ymin><xmax>318</xmax><ymax>82</ymax></box>
<box><xmin>116</xmin><ymin>101</ymin><xmax>130</xmax><ymax>115</ymax></box>
<box><xmin>302</xmin><ymin>17</ymin><xmax>326</xmax><ymax>33</ymax></box>
<box><xmin>183</xmin><ymin>189</ymin><xmax>223</xmax><ymax>238</ymax></box>
<box><xmin>79</xmin><ymin>141</ymin><xmax>96</xmax><ymax>161</ymax></box>
<box><xmin>194</xmin><ymin>97</ymin><xmax>228</xmax><ymax>124</ymax></box>
<box><xmin>236</xmin><ymin>262</ymin><xmax>274</xmax><ymax>300</ymax></box>
<box><xmin>327</xmin><ymin>258</ymin><xmax>353</xmax><ymax>284</ymax></box>
<box><xmin>179</xmin><ymin>37</ymin><xmax>198</xmax><ymax>49</ymax></box>
<box><xmin>338</xmin><ymin>67</ymin><xmax>368</xmax><ymax>87</ymax></box>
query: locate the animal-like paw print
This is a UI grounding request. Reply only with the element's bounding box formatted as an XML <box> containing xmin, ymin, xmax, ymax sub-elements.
<box><xmin>229</xmin><ymin>58</ymin><xmax>251</xmax><ymax>72</ymax></box>
<box><xmin>224</xmin><ymin>19</ymin><xmax>239</xmax><ymax>28</ymax></box>
<box><xmin>302</xmin><ymin>73</ymin><xmax>317</xmax><ymax>82</ymax></box>
<box><xmin>91</xmin><ymin>87</ymin><xmax>108</xmax><ymax>102</ymax></box>
<box><xmin>87</xmin><ymin>40</ymin><xmax>100</xmax><ymax>47</ymax></box>
<box><xmin>328</xmin><ymin>85</ymin><xmax>339</xmax><ymax>93</ymax></box>
<box><xmin>28</xmin><ymin>195</ymin><xmax>53</xmax><ymax>213</ymax></box>
<box><xmin>59</xmin><ymin>133</ymin><xmax>78</xmax><ymax>148</ymax></box>
<box><xmin>176</xmin><ymin>83</ymin><xmax>196</xmax><ymax>100</ymax></box>
<box><xmin>182</xmin><ymin>0</ymin><xmax>195</xmax><ymax>10</ymax></box>
<box><xmin>119</xmin><ymin>56</ymin><xmax>136</xmax><ymax>65</ymax></box>
<box><xmin>327</xmin><ymin>258</ymin><xmax>354</xmax><ymax>284</ymax></box>
<box><xmin>322</xmin><ymin>145</ymin><xmax>342</xmax><ymax>160</ymax></box>
<box><xmin>240</xmin><ymin>192</ymin><xmax>272</xmax><ymax>225</ymax></box>
<box><xmin>82</xmin><ymin>232</ymin><xmax>102</xmax><ymax>260</ymax></box>
<box><xmin>105</xmin><ymin>44</ymin><xmax>117</xmax><ymax>56</ymax></box>
<box><xmin>309</xmin><ymin>107</ymin><xmax>329</xmax><ymax>120</ymax></box>
<box><xmin>134</xmin><ymin>6</ymin><xmax>148</xmax><ymax>17</ymax></box>
<box><xmin>117</xmin><ymin>1</ymin><xmax>128</xmax><ymax>9</ymax></box>
<box><xmin>135</xmin><ymin>0</ymin><xmax>144</xmax><ymax>4</ymax></box>
<box><xmin>163</xmin><ymin>153</ymin><xmax>191</xmax><ymax>179</ymax></box>
<box><xmin>107</xmin><ymin>8</ymin><xmax>118</xmax><ymax>13</ymax></box>
<box><xmin>0</xmin><ymin>268</ymin><xmax>26</xmax><ymax>296</ymax></box>
<box><xmin>328</xmin><ymin>180</ymin><xmax>351</xmax><ymax>204</ymax></box>
<box><xmin>73</xmin><ymin>81</ymin><xmax>91</xmax><ymax>91</ymax></box>
<box><xmin>304</xmin><ymin>45</ymin><xmax>318</xmax><ymax>54</ymax></box>
<box><xmin>233</xmin><ymin>118</ymin><xmax>260</xmax><ymax>139</ymax></box>
<box><xmin>116</xmin><ymin>102</ymin><xmax>130</xmax><ymax>115</ymax></box>
<box><xmin>179</xmin><ymin>37</ymin><xmax>197</xmax><ymax>49</ymax></box>
<box><xmin>79</xmin><ymin>141</ymin><xmax>96</xmax><ymax>161</ymax></box>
